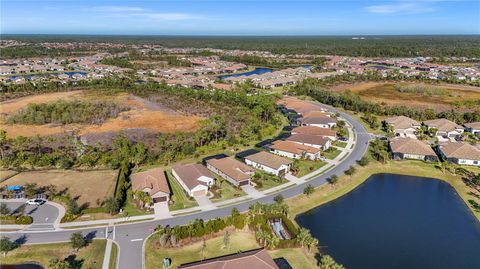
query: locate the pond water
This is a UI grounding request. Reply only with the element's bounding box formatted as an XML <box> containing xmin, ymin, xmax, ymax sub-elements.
<box><xmin>296</xmin><ymin>174</ymin><xmax>480</xmax><ymax>269</ymax></box>
<box><xmin>0</xmin><ymin>264</ymin><xmax>45</xmax><ymax>269</ymax></box>
<box><xmin>217</xmin><ymin>67</ymin><xmax>273</xmax><ymax>79</ymax></box>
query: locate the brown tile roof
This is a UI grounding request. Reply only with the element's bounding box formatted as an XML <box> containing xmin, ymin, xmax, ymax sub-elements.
<box><xmin>245</xmin><ymin>151</ymin><xmax>293</xmax><ymax>170</ymax></box>
<box><xmin>423</xmin><ymin>118</ymin><xmax>462</xmax><ymax>133</ymax></box>
<box><xmin>131</xmin><ymin>168</ymin><xmax>170</xmax><ymax>196</ymax></box>
<box><xmin>172</xmin><ymin>164</ymin><xmax>213</xmax><ymax>190</ymax></box>
<box><xmin>206</xmin><ymin>157</ymin><xmax>254</xmax><ymax>182</ymax></box>
<box><xmin>384</xmin><ymin>116</ymin><xmax>420</xmax><ymax>129</ymax></box>
<box><xmin>270</xmin><ymin>140</ymin><xmax>320</xmax><ymax>155</ymax></box>
<box><xmin>464</xmin><ymin>122</ymin><xmax>480</xmax><ymax>130</ymax></box>
<box><xmin>299</xmin><ymin>116</ymin><xmax>337</xmax><ymax>125</ymax></box>
<box><xmin>287</xmin><ymin>133</ymin><xmax>330</xmax><ymax>146</ymax></box>
<box><xmin>277</xmin><ymin>97</ymin><xmax>324</xmax><ymax>115</ymax></box>
<box><xmin>389</xmin><ymin>138</ymin><xmax>436</xmax><ymax>156</ymax></box>
<box><xmin>439</xmin><ymin>142</ymin><xmax>480</xmax><ymax>160</ymax></box>
<box><xmin>178</xmin><ymin>248</ymin><xmax>279</xmax><ymax>269</ymax></box>
<box><xmin>291</xmin><ymin>126</ymin><xmax>337</xmax><ymax>137</ymax></box>
<box><xmin>303</xmin><ymin>110</ymin><xmax>331</xmax><ymax>118</ymax></box>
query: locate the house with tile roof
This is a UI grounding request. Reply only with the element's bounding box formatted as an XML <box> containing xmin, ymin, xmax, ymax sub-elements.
<box><xmin>177</xmin><ymin>248</ymin><xmax>279</xmax><ymax>269</ymax></box>
<box><xmin>244</xmin><ymin>151</ymin><xmax>293</xmax><ymax>177</ymax></box>
<box><xmin>131</xmin><ymin>168</ymin><xmax>171</xmax><ymax>203</ymax></box>
<box><xmin>438</xmin><ymin>142</ymin><xmax>480</xmax><ymax>166</ymax></box>
<box><xmin>423</xmin><ymin>118</ymin><xmax>464</xmax><ymax>138</ymax></box>
<box><xmin>291</xmin><ymin>126</ymin><xmax>337</xmax><ymax>141</ymax></box>
<box><xmin>206</xmin><ymin>157</ymin><xmax>255</xmax><ymax>187</ymax></box>
<box><xmin>384</xmin><ymin>116</ymin><xmax>420</xmax><ymax>138</ymax></box>
<box><xmin>464</xmin><ymin>122</ymin><xmax>480</xmax><ymax>136</ymax></box>
<box><xmin>389</xmin><ymin>137</ymin><xmax>437</xmax><ymax>162</ymax></box>
<box><xmin>172</xmin><ymin>164</ymin><xmax>215</xmax><ymax>197</ymax></box>
<box><xmin>269</xmin><ymin>140</ymin><xmax>321</xmax><ymax>160</ymax></box>
<box><xmin>286</xmin><ymin>133</ymin><xmax>331</xmax><ymax>150</ymax></box>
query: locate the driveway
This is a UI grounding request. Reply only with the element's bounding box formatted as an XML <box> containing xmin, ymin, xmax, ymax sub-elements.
<box><xmin>241</xmin><ymin>185</ymin><xmax>265</xmax><ymax>198</ymax></box>
<box><xmin>193</xmin><ymin>195</ymin><xmax>216</xmax><ymax>210</ymax></box>
<box><xmin>153</xmin><ymin>202</ymin><xmax>171</xmax><ymax>219</ymax></box>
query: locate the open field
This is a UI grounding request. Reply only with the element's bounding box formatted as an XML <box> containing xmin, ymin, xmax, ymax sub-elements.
<box><xmin>0</xmin><ymin>239</ymin><xmax>106</xmax><ymax>269</ymax></box>
<box><xmin>331</xmin><ymin>82</ymin><xmax>480</xmax><ymax>111</ymax></box>
<box><xmin>145</xmin><ymin>230</ymin><xmax>316</xmax><ymax>269</ymax></box>
<box><xmin>0</xmin><ymin>169</ymin><xmax>118</xmax><ymax>206</ymax></box>
<box><xmin>0</xmin><ymin>170</ymin><xmax>19</xmax><ymax>182</ymax></box>
<box><xmin>0</xmin><ymin>90</ymin><xmax>201</xmax><ymax>138</ymax></box>
<box><xmin>287</xmin><ymin>159</ymin><xmax>480</xmax><ymax>222</ymax></box>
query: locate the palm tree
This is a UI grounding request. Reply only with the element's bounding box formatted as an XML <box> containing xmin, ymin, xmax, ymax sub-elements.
<box><xmin>266</xmin><ymin>233</ymin><xmax>279</xmax><ymax>249</ymax></box>
<box><xmin>306</xmin><ymin>236</ymin><xmax>319</xmax><ymax>254</ymax></box>
<box><xmin>296</xmin><ymin>228</ymin><xmax>310</xmax><ymax>248</ymax></box>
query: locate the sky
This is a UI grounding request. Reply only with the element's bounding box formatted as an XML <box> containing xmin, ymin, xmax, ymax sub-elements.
<box><xmin>2</xmin><ymin>0</ymin><xmax>479</xmax><ymax>35</ymax></box>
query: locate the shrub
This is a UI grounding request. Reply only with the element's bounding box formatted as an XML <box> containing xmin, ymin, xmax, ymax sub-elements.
<box><xmin>329</xmin><ymin>175</ymin><xmax>339</xmax><ymax>184</ymax></box>
<box><xmin>61</xmin><ymin>213</ymin><xmax>78</xmax><ymax>223</ymax></box>
<box><xmin>345</xmin><ymin>166</ymin><xmax>356</xmax><ymax>176</ymax></box>
<box><xmin>358</xmin><ymin>156</ymin><xmax>370</xmax><ymax>166</ymax></box>
<box><xmin>14</xmin><ymin>216</ymin><xmax>33</xmax><ymax>224</ymax></box>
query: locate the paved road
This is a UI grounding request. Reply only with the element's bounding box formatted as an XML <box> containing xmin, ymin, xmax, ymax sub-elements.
<box><xmin>2</xmin><ymin>102</ymin><xmax>370</xmax><ymax>269</ymax></box>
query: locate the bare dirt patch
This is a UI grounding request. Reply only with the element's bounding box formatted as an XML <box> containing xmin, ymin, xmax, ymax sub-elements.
<box><xmin>1</xmin><ymin>90</ymin><xmax>201</xmax><ymax>138</ymax></box>
<box><xmin>0</xmin><ymin>169</ymin><xmax>118</xmax><ymax>206</ymax></box>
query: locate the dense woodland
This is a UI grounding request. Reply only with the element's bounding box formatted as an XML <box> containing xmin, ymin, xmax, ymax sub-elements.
<box><xmin>7</xmin><ymin>100</ymin><xmax>128</xmax><ymax>125</ymax></box>
<box><xmin>3</xmin><ymin>35</ymin><xmax>480</xmax><ymax>57</ymax></box>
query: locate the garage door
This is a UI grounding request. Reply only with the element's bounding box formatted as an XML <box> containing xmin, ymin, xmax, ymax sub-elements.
<box><xmin>239</xmin><ymin>180</ymin><xmax>250</xmax><ymax>186</ymax></box>
<box><xmin>192</xmin><ymin>189</ymin><xmax>207</xmax><ymax>196</ymax></box>
<box><xmin>153</xmin><ymin>196</ymin><xmax>167</xmax><ymax>203</ymax></box>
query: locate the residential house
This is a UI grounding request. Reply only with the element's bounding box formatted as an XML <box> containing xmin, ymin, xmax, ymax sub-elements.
<box><xmin>438</xmin><ymin>142</ymin><xmax>480</xmax><ymax>166</ymax></box>
<box><xmin>244</xmin><ymin>151</ymin><xmax>293</xmax><ymax>177</ymax></box>
<box><xmin>269</xmin><ymin>140</ymin><xmax>321</xmax><ymax>160</ymax></box>
<box><xmin>206</xmin><ymin>157</ymin><xmax>255</xmax><ymax>186</ymax></box>
<box><xmin>131</xmin><ymin>168</ymin><xmax>171</xmax><ymax>203</ymax></box>
<box><xmin>384</xmin><ymin>116</ymin><xmax>420</xmax><ymax>138</ymax></box>
<box><xmin>286</xmin><ymin>133</ymin><xmax>331</xmax><ymax>150</ymax></box>
<box><xmin>298</xmin><ymin>116</ymin><xmax>337</xmax><ymax>128</ymax></box>
<box><xmin>172</xmin><ymin>164</ymin><xmax>215</xmax><ymax>197</ymax></box>
<box><xmin>178</xmin><ymin>248</ymin><xmax>279</xmax><ymax>269</ymax></box>
<box><xmin>464</xmin><ymin>122</ymin><xmax>480</xmax><ymax>136</ymax></box>
<box><xmin>291</xmin><ymin>126</ymin><xmax>337</xmax><ymax>141</ymax></box>
<box><xmin>423</xmin><ymin>119</ymin><xmax>464</xmax><ymax>138</ymax></box>
<box><xmin>389</xmin><ymin>137</ymin><xmax>437</xmax><ymax>162</ymax></box>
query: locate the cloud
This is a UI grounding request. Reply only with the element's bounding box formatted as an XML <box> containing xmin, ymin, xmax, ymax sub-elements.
<box><xmin>91</xmin><ymin>6</ymin><xmax>199</xmax><ymax>21</ymax></box>
<box><xmin>142</xmin><ymin>13</ymin><xmax>197</xmax><ymax>21</ymax></box>
<box><xmin>366</xmin><ymin>2</ymin><xmax>435</xmax><ymax>14</ymax></box>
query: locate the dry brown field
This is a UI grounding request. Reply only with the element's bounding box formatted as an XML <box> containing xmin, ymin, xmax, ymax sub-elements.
<box><xmin>331</xmin><ymin>82</ymin><xmax>480</xmax><ymax>111</ymax></box>
<box><xmin>0</xmin><ymin>90</ymin><xmax>201</xmax><ymax>138</ymax></box>
<box><xmin>0</xmin><ymin>169</ymin><xmax>118</xmax><ymax>206</ymax></box>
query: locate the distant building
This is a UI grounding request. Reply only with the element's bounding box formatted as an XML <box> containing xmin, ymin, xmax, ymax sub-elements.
<box><xmin>131</xmin><ymin>168</ymin><xmax>171</xmax><ymax>203</ymax></box>
<box><xmin>244</xmin><ymin>151</ymin><xmax>293</xmax><ymax>177</ymax></box>
<box><xmin>286</xmin><ymin>133</ymin><xmax>331</xmax><ymax>150</ymax></box>
<box><xmin>464</xmin><ymin>122</ymin><xmax>480</xmax><ymax>136</ymax></box>
<box><xmin>423</xmin><ymin>119</ymin><xmax>464</xmax><ymax>138</ymax></box>
<box><xmin>438</xmin><ymin>142</ymin><xmax>480</xmax><ymax>166</ymax></box>
<box><xmin>389</xmin><ymin>137</ymin><xmax>437</xmax><ymax>162</ymax></box>
<box><xmin>178</xmin><ymin>248</ymin><xmax>279</xmax><ymax>269</ymax></box>
<box><xmin>172</xmin><ymin>164</ymin><xmax>215</xmax><ymax>197</ymax></box>
<box><xmin>269</xmin><ymin>140</ymin><xmax>321</xmax><ymax>160</ymax></box>
<box><xmin>298</xmin><ymin>116</ymin><xmax>337</xmax><ymax>128</ymax></box>
<box><xmin>384</xmin><ymin>116</ymin><xmax>420</xmax><ymax>138</ymax></box>
<box><xmin>206</xmin><ymin>157</ymin><xmax>254</xmax><ymax>186</ymax></box>
<box><xmin>291</xmin><ymin>126</ymin><xmax>337</xmax><ymax>141</ymax></box>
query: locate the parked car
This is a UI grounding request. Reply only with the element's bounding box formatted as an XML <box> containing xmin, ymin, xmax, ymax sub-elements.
<box><xmin>26</xmin><ymin>199</ymin><xmax>46</xmax><ymax>206</ymax></box>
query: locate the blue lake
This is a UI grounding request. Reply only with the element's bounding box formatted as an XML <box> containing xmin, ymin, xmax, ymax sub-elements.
<box><xmin>218</xmin><ymin>67</ymin><xmax>273</xmax><ymax>79</ymax></box>
<box><xmin>296</xmin><ymin>174</ymin><xmax>480</xmax><ymax>269</ymax></box>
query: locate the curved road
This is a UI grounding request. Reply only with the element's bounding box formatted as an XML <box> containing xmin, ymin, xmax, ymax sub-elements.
<box><xmin>2</xmin><ymin>102</ymin><xmax>371</xmax><ymax>269</ymax></box>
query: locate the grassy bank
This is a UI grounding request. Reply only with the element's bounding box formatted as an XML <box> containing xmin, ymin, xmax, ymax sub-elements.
<box><xmin>0</xmin><ymin>239</ymin><xmax>107</xmax><ymax>269</ymax></box>
<box><xmin>109</xmin><ymin>242</ymin><xmax>118</xmax><ymax>269</ymax></box>
<box><xmin>287</xmin><ymin>160</ymin><xmax>480</xmax><ymax>222</ymax></box>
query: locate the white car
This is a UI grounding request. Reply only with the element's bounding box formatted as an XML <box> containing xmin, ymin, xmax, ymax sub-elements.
<box><xmin>26</xmin><ymin>199</ymin><xmax>46</xmax><ymax>206</ymax></box>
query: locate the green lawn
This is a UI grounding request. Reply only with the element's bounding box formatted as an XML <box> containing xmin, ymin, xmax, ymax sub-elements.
<box><xmin>165</xmin><ymin>171</ymin><xmax>198</xmax><ymax>211</ymax></box>
<box><xmin>270</xmin><ymin>248</ymin><xmax>319</xmax><ymax>269</ymax></box>
<box><xmin>322</xmin><ymin>148</ymin><xmax>342</xmax><ymax>160</ymax></box>
<box><xmin>252</xmin><ymin>173</ymin><xmax>289</xmax><ymax>191</ymax></box>
<box><xmin>121</xmin><ymin>199</ymin><xmax>152</xmax><ymax>217</ymax></box>
<box><xmin>145</xmin><ymin>231</ymin><xmax>260</xmax><ymax>269</ymax></box>
<box><xmin>109</xmin><ymin>242</ymin><xmax>118</xmax><ymax>269</ymax></box>
<box><xmin>335</xmin><ymin>141</ymin><xmax>348</xmax><ymax>148</ymax></box>
<box><xmin>0</xmin><ymin>239</ymin><xmax>106</xmax><ymax>269</ymax></box>
<box><xmin>210</xmin><ymin>178</ymin><xmax>246</xmax><ymax>203</ymax></box>
<box><xmin>296</xmin><ymin>160</ymin><xmax>327</xmax><ymax>177</ymax></box>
